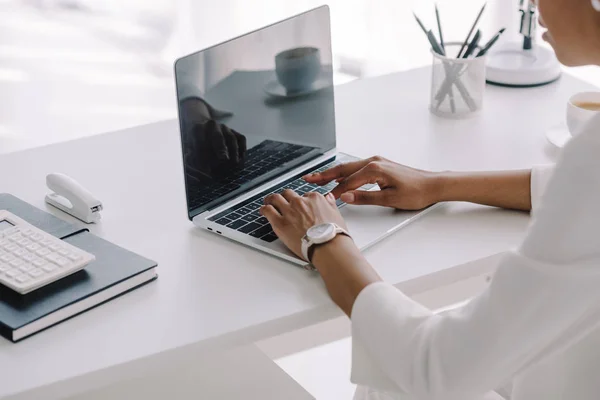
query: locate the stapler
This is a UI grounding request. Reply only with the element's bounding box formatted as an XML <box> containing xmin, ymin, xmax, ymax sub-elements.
<box><xmin>45</xmin><ymin>173</ymin><xmax>103</xmax><ymax>224</ymax></box>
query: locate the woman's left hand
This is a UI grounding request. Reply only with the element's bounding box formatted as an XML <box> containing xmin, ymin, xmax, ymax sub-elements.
<box><xmin>261</xmin><ymin>190</ymin><xmax>349</xmax><ymax>260</ymax></box>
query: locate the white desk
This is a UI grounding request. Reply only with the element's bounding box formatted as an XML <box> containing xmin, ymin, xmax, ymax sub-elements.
<box><xmin>0</xmin><ymin>67</ymin><xmax>595</xmax><ymax>399</ymax></box>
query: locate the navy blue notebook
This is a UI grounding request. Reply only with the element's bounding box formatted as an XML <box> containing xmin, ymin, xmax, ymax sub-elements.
<box><xmin>0</xmin><ymin>194</ymin><xmax>157</xmax><ymax>342</ymax></box>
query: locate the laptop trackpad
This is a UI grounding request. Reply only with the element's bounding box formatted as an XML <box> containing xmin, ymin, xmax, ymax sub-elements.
<box><xmin>341</xmin><ymin>204</ymin><xmax>432</xmax><ymax>251</ymax></box>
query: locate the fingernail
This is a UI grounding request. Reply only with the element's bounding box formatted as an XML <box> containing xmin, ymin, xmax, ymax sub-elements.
<box><xmin>340</xmin><ymin>193</ymin><xmax>354</xmax><ymax>203</ymax></box>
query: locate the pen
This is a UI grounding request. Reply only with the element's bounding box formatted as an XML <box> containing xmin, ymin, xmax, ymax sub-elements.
<box><xmin>457</xmin><ymin>2</ymin><xmax>487</xmax><ymax>58</ymax></box>
<box><xmin>427</xmin><ymin>29</ymin><xmax>445</xmax><ymax>56</ymax></box>
<box><xmin>435</xmin><ymin>4</ymin><xmax>445</xmax><ymax>51</ymax></box>
<box><xmin>463</xmin><ymin>30</ymin><xmax>482</xmax><ymax>58</ymax></box>
<box><xmin>476</xmin><ymin>28</ymin><xmax>506</xmax><ymax>57</ymax></box>
<box><xmin>413</xmin><ymin>12</ymin><xmax>428</xmax><ymax>36</ymax></box>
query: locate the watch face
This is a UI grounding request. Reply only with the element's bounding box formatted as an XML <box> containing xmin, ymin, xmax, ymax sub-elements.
<box><xmin>307</xmin><ymin>223</ymin><xmax>335</xmax><ymax>241</ymax></box>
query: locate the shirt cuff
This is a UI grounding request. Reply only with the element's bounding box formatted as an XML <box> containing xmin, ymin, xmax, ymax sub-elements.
<box><xmin>350</xmin><ymin>282</ymin><xmax>432</xmax><ymax>393</ymax></box>
<box><xmin>530</xmin><ymin>164</ymin><xmax>554</xmax><ymax>213</ymax></box>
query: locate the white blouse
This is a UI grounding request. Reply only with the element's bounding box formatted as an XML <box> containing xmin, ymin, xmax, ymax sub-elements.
<box><xmin>351</xmin><ymin>114</ymin><xmax>600</xmax><ymax>400</ymax></box>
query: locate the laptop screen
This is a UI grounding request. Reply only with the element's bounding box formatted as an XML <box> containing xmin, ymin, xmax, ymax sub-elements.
<box><xmin>175</xmin><ymin>6</ymin><xmax>336</xmax><ymax>219</ymax></box>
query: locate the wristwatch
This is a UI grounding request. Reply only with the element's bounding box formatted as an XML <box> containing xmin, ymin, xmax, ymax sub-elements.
<box><xmin>301</xmin><ymin>223</ymin><xmax>351</xmax><ymax>263</ymax></box>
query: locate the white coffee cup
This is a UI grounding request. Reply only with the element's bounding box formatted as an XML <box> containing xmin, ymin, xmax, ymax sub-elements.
<box><xmin>567</xmin><ymin>92</ymin><xmax>600</xmax><ymax>137</ymax></box>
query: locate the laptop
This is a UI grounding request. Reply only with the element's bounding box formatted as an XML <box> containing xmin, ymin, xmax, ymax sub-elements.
<box><xmin>174</xmin><ymin>6</ymin><xmax>437</xmax><ymax>268</ymax></box>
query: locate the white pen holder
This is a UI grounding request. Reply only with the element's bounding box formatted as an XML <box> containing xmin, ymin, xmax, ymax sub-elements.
<box><xmin>430</xmin><ymin>43</ymin><xmax>487</xmax><ymax>119</ymax></box>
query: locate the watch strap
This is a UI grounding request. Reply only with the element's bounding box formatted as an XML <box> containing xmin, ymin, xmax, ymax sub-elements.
<box><xmin>301</xmin><ymin>223</ymin><xmax>351</xmax><ymax>263</ymax></box>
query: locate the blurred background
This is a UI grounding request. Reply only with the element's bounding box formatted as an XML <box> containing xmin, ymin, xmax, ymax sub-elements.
<box><xmin>0</xmin><ymin>0</ymin><xmax>598</xmax><ymax>153</ymax></box>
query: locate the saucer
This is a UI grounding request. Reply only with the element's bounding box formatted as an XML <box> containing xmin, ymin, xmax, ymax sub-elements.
<box><xmin>545</xmin><ymin>123</ymin><xmax>572</xmax><ymax>148</ymax></box>
<box><xmin>264</xmin><ymin>77</ymin><xmax>331</xmax><ymax>99</ymax></box>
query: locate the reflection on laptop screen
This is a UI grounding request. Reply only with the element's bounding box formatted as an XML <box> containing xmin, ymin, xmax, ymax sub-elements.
<box><xmin>175</xmin><ymin>6</ymin><xmax>336</xmax><ymax>219</ymax></box>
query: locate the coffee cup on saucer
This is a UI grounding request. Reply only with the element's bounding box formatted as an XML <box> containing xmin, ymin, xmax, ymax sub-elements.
<box><xmin>567</xmin><ymin>92</ymin><xmax>600</xmax><ymax>136</ymax></box>
<box><xmin>546</xmin><ymin>92</ymin><xmax>600</xmax><ymax>148</ymax></box>
<box><xmin>274</xmin><ymin>47</ymin><xmax>321</xmax><ymax>94</ymax></box>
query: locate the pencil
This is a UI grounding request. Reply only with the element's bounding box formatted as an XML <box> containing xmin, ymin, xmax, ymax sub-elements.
<box><xmin>457</xmin><ymin>2</ymin><xmax>487</xmax><ymax>58</ymax></box>
<box><xmin>435</xmin><ymin>4</ymin><xmax>445</xmax><ymax>51</ymax></box>
<box><xmin>413</xmin><ymin>12</ymin><xmax>428</xmax><ymax>36</ymax></box>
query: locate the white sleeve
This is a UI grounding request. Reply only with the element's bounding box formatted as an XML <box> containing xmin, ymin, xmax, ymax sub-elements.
<box><xmin>530</xmin><ymin>164</ymin><xmax>554</xmax><ymax>212</ymax></box>
<box><xmin>351</xmin><ymin>132</ymin><xmax>600</xmax><ymax>400</ymax></box>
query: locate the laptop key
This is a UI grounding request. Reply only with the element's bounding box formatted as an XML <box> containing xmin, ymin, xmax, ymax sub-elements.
<box><xmin>315</xmin><ymin>187</ymin><xmax>328</xmax><ymax>195</ymax></box>
<box><xmin>215</xmin><ymin>218</ymin><xmax>232</xmax><ymax>226</ymax></box>
<box><xmin>242</xmin><ymin>214</ymin><xmax>258</xmax><ymax>223</ymax></box>
<box><xmin>227</xmin><ymin>220</ymin><xmax>247</xmax><ymax>230</ymax></box>
<box><xmin>239</xmin><ymin>222</ymin><xmax>262</xmax><ymax>234</ymax></box>
<box><xmin>246</xmin><ymin>203</ymin><xmax>261</xmax><ymax>210</ymax></box>
<box><xmin>256</xmin><ymin>217</ymin><xmax>268</xmax><ymax>225</ymax></box>
<box><xmin>250</xmin><ymin>225</ymin><xmax>273</xmax><ymax>238</ymax></box>
<box><xmin>226</xmin><ymin>212</ymin><xmax>243</xmax><ymax>220</ymax></box>
<box><xmin>238</xmin><ymin>207</ymin><xmax>253</xmax><ymax>215</ymax></box>
<box><xmin>262</xmin><ymin>234</ymin><xmax>278</xmax><ymax>243</ymax></box>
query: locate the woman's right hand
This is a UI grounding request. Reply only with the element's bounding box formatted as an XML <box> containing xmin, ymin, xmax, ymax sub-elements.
<box><xmin>303</xmin><ymin>156</ymin><xmax>441</xmax><ymax>210</ymax></box>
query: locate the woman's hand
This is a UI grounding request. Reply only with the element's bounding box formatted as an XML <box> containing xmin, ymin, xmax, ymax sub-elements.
<box><xmin>304</xmin><ymin>156</ymin><xmax>440</xmax><ymax>210</ymax></box>
<box><xmin>260</xmin><ymin>190</ymin><xmax>350</xmax><ymax>260</ymax></box>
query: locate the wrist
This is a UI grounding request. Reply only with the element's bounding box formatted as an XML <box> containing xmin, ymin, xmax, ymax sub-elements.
<box><xmin>428</xmin><ymin>171</ymin><xmax>452</xmax><ymax>203</ymax></box>
<box><xmin>311</xmin><ymin>234</ymin><xmax>360</xmax><ymax>268</ymax></box>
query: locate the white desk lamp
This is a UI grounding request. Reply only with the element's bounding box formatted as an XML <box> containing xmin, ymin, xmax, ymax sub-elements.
<box><xmin>486</xmin><ymin>0</ymin><xmax>561</xmax><ymax>87</ymax></box>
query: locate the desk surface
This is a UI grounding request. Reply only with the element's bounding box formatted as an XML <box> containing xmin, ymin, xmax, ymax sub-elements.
<box><xmin>0</xmin><ymin>67</ymin><xmax>595</xmax><ymax>398</ymax></box>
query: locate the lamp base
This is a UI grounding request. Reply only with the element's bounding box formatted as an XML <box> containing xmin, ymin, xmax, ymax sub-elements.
<box><xmin>486</xmin><ymin>42</ymin><xmax>562</xmax><ymax>87</ymax></box>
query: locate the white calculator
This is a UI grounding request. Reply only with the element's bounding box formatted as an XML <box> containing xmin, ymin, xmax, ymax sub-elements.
<box><xmin>0</xmin><ymin>210</ymin><xmax>95</xmax><ymax>294</ymax></box>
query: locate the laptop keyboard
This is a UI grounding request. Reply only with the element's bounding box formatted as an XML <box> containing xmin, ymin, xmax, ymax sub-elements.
<box><xmin>208</xmin><ymin>160</ymin><xmax>377</xmax><ymax>243</ymax></box>
<box><xmin>188</xmin><ymin>140</ymin><xmax>315</xmax><ymax>210</ymax></box>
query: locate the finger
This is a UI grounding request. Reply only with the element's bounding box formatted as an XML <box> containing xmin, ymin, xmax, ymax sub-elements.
<box><xmin>207</xmin><ymin>120</ymin><xmax>229</xmax><ymax>162</ymax></box>
<box><xmin>330</xmin><ymin>166</ymin><xmax>379</xmax><ymax>198</ymax></box>
<box><xmin>340</xmin><ymin>189</ymin><xmax>389</xmax><ymax>206</ymax></box>
<box><xmin>221</xmin><ymin>125</ymin><xmax>240</xmax><ymax>164</ymax></box>
<box><xmin>281</xmin><ymin>189</ymin><xmax>300</xmax><ymax>203</ymax></box>
<box><xmin>260</xmin><ymin>205</ymin><xmax>282</xmax><ymax>224</ymax></box>
<box><xmin>325</xmin><ymin>192</ymin><xmax>336</xmax><ymax>206</ymax></box>
<box><xmin>264</xmin><ymin>193</ymin><xmax>290</xmax><ymax>214</ymax></box>
<box><xmin>233</xmin><ymin>129</ymin><xmax>247</xmax><ymax>161</ymax></box>
<box><xmin>303</xmin><ymin>159</ymin><xmax>372</xmax><ymax>184</ymax></box>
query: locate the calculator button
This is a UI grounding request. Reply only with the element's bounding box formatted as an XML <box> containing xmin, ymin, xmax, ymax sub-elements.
<box><xmin>31</xmin><ymin>234</ymin><xmax>46</xmax><ymax>242</ymax></box>
<box><xmin>0</xmin><ymin>239</ymin><xmax>10</xmax><ymax>247</ymax></box>
<box><xmin>3</xmin><ymin>227</ymin><xmax>19</xmax><ymax>236</ymax></box>
<box><xmin>6</xmin><ymin>269</ymin><xmax>20</xmax><ymax>278</ymax></box>
<box><xmin>26</xmin><ymin>243</ymin><xmax>42</xmax><ymax>252</ymax></box>
<box><xmin>9</xmin><ymin>259</ymin><xmax>23</xmax><ymax>267</ymax></box>
<box><xmin>18</xmin><ymin>264</ymin><xmax>34</xmax><ymax>272</ymax></box>
<box><xmin>42</xmin><ymin>264</ymin><xmax>57</xmax><ymax>272</ymax></box>
<box><xmin>54</xmin><ymin>257</ymin><xmax>70</xmax><ymax>267</ymax></box>
<box><xmin>45</xmin><ymin>253</ymin><xmax>62</xmax><ymax>263</ymax></box>
<box><xmin>40</xmin><ymin>239</ymin><xmax>53</xmax><ymax>246</ymax></box>
<box><xmin>67</xmin><ymin>253</ymin><xmax>81</xmax><ymax>261</ymax></box>
<box><xmin>20</xmin><ymin>229</ymin><xmax>34</xmax><ymax>237</ymax></box>
<box><xmin>0</xmin><ymin>263</ymin><xmax>10</xmax><ymax>272</ymax></box>
<box><xmin>0</xmin><ymin>254</ymin><xmax>15</xmax><ymax>263</ymax></box>
<box><xmin>22</xmin><ymin>252</ymin><xmax>36</xmax><ymax>262</ymax></box>
<box><xmin>8</xmin><ymin>233</ymin><xmax>24</xmax><ymax>242</ymax></box>
<box><xmin>4</xmin><ymin>243</ymin><xmax>19</xmax><ymax>252</ymax></box>
<box><xmin>36</xmin><ymin>248</ymin><xmax>51</xmax><ymax>257</ymax></box>
<box><xmin>15</xmin><ymin>274</ymin><xmax>31</xmax><ymax>283</ymax></box>
<box><xmin>58</xmin><ymin>249</ymin><xmax>70</xmax><ymax>256</ymax></box>
<box><xmin>13</xmin><ymin>248</ymin><xmax>27</xmax><ymax>257</ymax></box>
<box><xmin>32</xmin><ymin>258</ymin><xmax>47</xmax><ymax>267</ymax></box>
<box><xmin>28</xmin><ymin>269</ymin><xmax>44</xmax><ymax>278</ymax></box>
<box><xmin>47</xmin><ymin>244</ymin><xmax>61</xmax><ymax>251</ymax></box>
<box><xmin>17</xmin><ymin>238</ymin><xmax>32</xmax><ymax>247</ymax></box>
